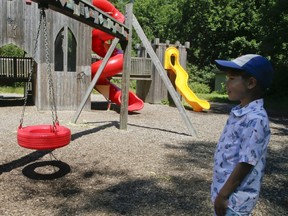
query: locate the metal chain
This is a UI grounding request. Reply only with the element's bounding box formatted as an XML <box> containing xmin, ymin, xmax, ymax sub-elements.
<box><xmin>19</xmin><ymin>10</ymin><xmax>43</xmax><ymax>128</ymax></box>
<box><xmin>42</xmin><ymin>10</ymin><xmax>58</xmax><ymax>127</ymax></box>
<box><xmin>19</xmin><ymin>9</ymin><xmax>58</xmax><ymax>128</ymax></box>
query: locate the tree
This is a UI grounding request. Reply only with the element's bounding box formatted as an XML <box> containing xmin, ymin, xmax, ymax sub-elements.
<box><xmin>257</xmin><ymin>0</ymin><xmax>288</xmax><ymax>95</ymax></box>
<box><xmin>110</xmin><ymin>0</ymin><xmax>288</xmax><ymax>94</ymax></box>
<box><xmin>175</xmin><ymin>0</ymin><xmax>263</xmax><ymax>66</ymax></box>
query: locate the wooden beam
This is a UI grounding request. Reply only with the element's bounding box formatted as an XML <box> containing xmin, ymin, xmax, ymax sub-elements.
<box><xmin>119</xmin><ymin>3</ymin><xmax>133</xmax><ymax>130</ymax></box>
<box><xmin>71</xmin><ymin>38</ymin><xmax>119</xmax><ymax>123</ymax></box>
<box><xmin>30</xmin><ymin>0</ymin><xmax>129</xmax><ymax>40</ymax></box>
<box><xmin>132</xmin><ymin>14</ymin><xmax>198</xmax><ymax>137</ymax></box>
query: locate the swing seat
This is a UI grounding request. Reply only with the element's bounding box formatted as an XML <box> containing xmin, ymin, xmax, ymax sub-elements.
<box><xmin>17</xmin><ymin>123</ymin><xmax>71</xmax><ymax>150</ymax></box>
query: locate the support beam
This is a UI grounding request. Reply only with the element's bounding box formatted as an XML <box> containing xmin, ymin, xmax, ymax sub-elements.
<box><xmin>30</xmin><ymin>0</ymin><xmax>129</xmax><ymax>40</ymax></box>
<box><xmin>132</xmin><ymin>15</ymin><xmax>197</xmax><ymax>137</ymax></box>
<box><xmin>119</xmin><ymin>3</ymin><xmax>133</xmax><ymax>130</ymax></box>
<box><xmin>71</xmin><ymin>38</ymin><xmax>120</xmax><ymax>123</ymax></box>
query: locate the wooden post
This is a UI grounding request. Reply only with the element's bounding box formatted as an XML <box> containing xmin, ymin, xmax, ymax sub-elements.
<box><xmin>119</xmin><ymin>3</ymin><xmax>133</xmax><ymax>130</ymax></box>
<box><xmin>13</xmin><ymin>57</ymin><xmax>17</xmax><ymax>79</ymax></box>
<box><xmin>132</xmin><ymin>14</ymin><xmax>197</xmax><ymax>137</ymax></box>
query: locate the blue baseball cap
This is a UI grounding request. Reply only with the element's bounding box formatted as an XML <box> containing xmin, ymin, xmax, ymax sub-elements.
<box><xmin>215</xmin><ymin>54</ymin><xmax>274</xmax><ymax>88</ymax></box>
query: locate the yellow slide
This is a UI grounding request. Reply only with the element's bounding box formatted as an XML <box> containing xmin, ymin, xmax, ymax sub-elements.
<box><xmin>164</xmin><ymin>47</ymin><xmax>210</xmax><ymax>112</ymax></box>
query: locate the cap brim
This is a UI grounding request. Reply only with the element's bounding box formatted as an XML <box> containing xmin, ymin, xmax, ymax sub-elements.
<box><xmin>215</xmin><ymin>60</ymin><xmax>243</xmax><ymax>72</ymax></box>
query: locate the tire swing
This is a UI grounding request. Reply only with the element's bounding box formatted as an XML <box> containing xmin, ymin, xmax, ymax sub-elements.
<box><xmin>17</xmin><ymin>8</ymin><xmax>71</xmax><ymax>151</ymax></box>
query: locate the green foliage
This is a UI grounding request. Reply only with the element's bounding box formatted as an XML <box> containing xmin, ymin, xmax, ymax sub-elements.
<box><xmin>189</xmin><ymin>82</ymin><xmax>211</xmax><ymax>94</ymax></box>
<box><xmin>110</xmin><ymin>78</ymin><xmax>137</xmax><ymax>92</ymax></box>
<box><xmin>161</xmin><ymin>99</ymin><xmax>170</xmax><ymax>105</ymax></box>
<box><xmin>187</xmin><ymin>63</ymin><xmax>215</xmax><ymax>86</ymax></box>
<box><xmin>216</xmin><ymin>82</ymin><xmax>227</xmax><ymax>95</ymax></box>
<box><xmin>0</xmin><ymin>44</ymin><xmax>25</xmax><ymax>57</ymax></box>
<box><xmin>257</xmin><ymin>0</ymin><xmax>288</xmax><ymax>95</ymax></box>
<box><xmin>130</xmin><ymin>0</ymin><xmax>288</xmax><ymax>96</ymax></box>
<box><xmin>133</xmin><ymin>0</ymin><xmax>182</xmax><ymax>42</ymax></box>
<box><xmin>129</xmin><ymin>80</ymin><xmax>137</xmax><ymax>92</ymax></box>
<box><xmin>175</xmin><ymin>0</ymin><xmax>262</xmax><ymax>66</ymax></box>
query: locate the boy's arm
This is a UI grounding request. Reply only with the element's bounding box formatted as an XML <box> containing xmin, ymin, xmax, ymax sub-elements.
<box><xmin>214</xmin><ymin>162</ymin><xmax>253</xmax><ymax>216</ymax></box>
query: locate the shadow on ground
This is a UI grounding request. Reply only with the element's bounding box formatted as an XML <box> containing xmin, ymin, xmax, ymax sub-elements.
<box><xmin>12</xmin><ymin>141</ymin><xmax>215</xmax><ymax>216</ymax></box>
<box><xmin>0</xmin><ymin>150</ymin><xmax>52</xmax><ymax>174</ymax></box>
<box><xmin>5</xmin><ymin>136</ymin><xmax>287</xmax><ymax>215</ymax></box>
<box><xmin>22</xmin><ymin>160</ymin><xmax>71</xmax><ymax>180</ymax></box>
<box><xmin>54</xmin><ymin>140</ymin><xmax>215</xmax><ymax>215</ymax></box>
<box><xmin>260</xmin><ymin>144</ymin><xmax>288</xmax><ymax>214</ymax></box>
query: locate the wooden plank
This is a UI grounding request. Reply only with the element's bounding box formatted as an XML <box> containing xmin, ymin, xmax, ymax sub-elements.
<box><xmin>71</xmin><ymin>38</ymin><xmax>119</xmax><ymax>123</ymax></box>
<box><xmin>113</xmin><ymin>57</ymin><xmax>152</xmax><ymax>80</ymax></box>
<box><xmin>119</xmin><ymin>3</ymin><xmax>133</xmax><ymax>130</ymax></box>
<box><xmin>30</xmin><ymin>0</ymin><xmax>128</xmax><ymax>40</ymax></box>
<box><xmin>132</xmin><ymin>14</ymin><xmax>197</xmax><ymax>137</ymax></box>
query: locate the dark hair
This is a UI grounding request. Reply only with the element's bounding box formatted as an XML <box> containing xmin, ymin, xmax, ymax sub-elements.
<box><xmin>227</xmin><ymin>70</ymin><xmax>253</xmax><ymax>80</ymax></box>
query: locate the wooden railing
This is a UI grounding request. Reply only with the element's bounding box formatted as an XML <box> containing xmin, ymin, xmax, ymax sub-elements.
<box><xmin>91</xmin><ymin>55</ymin><xmax>152</xmax><ymax>80</ymax></box>
<box><xmin>0</xmin><ymin>55</ymin><xmax>153</xmax><ymax>83</ymax></box>
<box><xmin>0</xmin><ymin>57</ymin><xmax>33</xmax><ymax>81</ymax></box>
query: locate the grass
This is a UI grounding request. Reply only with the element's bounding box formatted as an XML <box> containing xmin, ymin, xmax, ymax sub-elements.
<box><xmin>197</xmin><ymin>92</ymin><xmax>230</xmax><ymax>103</ymax></box>
<box><xmin>0</xmin><ymin>86</ymin><xmax>24</xmax><ymax>94</ymax></box>
<box><xmin>161</xmin><ymin>92</ymin><xmax>232</xmax><ymax>107</ymax></box>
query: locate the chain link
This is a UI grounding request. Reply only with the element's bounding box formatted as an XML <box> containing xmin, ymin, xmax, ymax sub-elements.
<box><xmin>19</xmin><ymin>9</ymin><xmax>58</xmax><ymax>129</ymax></box>
<box><xmin>19</xmin><ymin>10</ymin><xmax>43</xmax><ymax>128</ymax></box>
<box><xmin>42</xmin><ymin>10</ymin><xmax>58</xmax><ymax>127</ymax></box>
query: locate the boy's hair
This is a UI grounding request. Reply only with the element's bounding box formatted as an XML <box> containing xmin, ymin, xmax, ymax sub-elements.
<box><xmin>226</xmin><ymin>70</ymin><xmax>251</xmax><ymax>78</ymax></box>
<box><xmin>215</xmin><ymin>54</ymin><xmax>274</xmax><ymax>89</ymax></box>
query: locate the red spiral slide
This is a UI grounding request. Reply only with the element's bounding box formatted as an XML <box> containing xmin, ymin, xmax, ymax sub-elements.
<box><xmin>91</xmin><ymin>0</ymin><xmax>144</xmax><ymax>112</ymax></box>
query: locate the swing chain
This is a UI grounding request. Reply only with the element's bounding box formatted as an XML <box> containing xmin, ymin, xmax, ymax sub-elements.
<box><xmin>19</xmin><ymin>9</ymin><xmax>58</xmax><ymax>129</ymax></box>
<box><xmin>42</xmin><ymin>9</ymin><xmax>59</xmax><ymax>127</ymax></box>
<box><xmin>19</xmin><ymin>9</ymin><xmax>43</xmax><ymax>128</ymax></box>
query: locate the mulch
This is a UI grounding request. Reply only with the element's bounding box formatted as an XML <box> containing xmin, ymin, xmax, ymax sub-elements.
<box><xmin>0</xmin><ymin>95</ymin><xmax>287</xmax><ymax>216</ymax></box>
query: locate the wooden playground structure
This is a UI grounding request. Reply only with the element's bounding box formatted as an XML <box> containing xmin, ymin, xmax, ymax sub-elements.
<box><xmin>0</xmin><ymin>0</ymin><xmax>197</xmax><ymax>136</ymax></box>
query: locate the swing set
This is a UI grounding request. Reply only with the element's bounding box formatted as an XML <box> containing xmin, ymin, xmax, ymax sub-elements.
<box><xmin>16</xmin><ymin>0</ymin><xmax>199</xmax><ymax>153</ymax></box>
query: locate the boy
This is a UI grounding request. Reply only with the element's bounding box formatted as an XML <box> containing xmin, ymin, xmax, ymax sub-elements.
<box><xmin>211</xmin><ymin>54</ymin><xmax>274</xmax><ymax>216</ymax></box>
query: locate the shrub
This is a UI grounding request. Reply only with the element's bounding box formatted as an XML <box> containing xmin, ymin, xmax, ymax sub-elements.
<box><xmin>0</xmin><ymin>44</ymin><xmax>25</xmax><ymax>57</ymax></box>
<box><xmin>216</xmin><ymin>82</ymin><xmax>227</xmax><ymax>95</ymax></box>
<box><xmin>189</xmin><ymin>82</ymin><xmax>211</xmax><ymax>94</ymax></box>
<box><xmin>187</xmin><ymin>63</ymin><xmax>215</xmax><ymax>86</ymax></box>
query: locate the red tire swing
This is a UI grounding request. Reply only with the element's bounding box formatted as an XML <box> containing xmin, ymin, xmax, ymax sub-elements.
<box><xmin>17</xmin><ymin>123</ymin><xmax>71</xmax><ymax>150</ymax></box>
<box><xmin>17</xmin><ymin>8</ymin><xmax>71</xmax><ymax>151</ymax></box>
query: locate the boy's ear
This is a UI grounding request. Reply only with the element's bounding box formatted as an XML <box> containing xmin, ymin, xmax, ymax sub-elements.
<box><xmin>247</xmin><ymin>77</ymin><xmax>258</xmax><ymax>89</ymax></box>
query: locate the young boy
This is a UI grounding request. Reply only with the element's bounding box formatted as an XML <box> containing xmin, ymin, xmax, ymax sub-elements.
<box><xmin>211</xmin><ymin>54</ymin><xmax>274</xmax><ymax>216</ymax></box>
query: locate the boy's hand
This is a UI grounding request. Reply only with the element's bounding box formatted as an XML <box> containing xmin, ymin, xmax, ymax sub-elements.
<box><xmin>214</xmin><ymin>193</ymin><xmax>228</xmax><ymax>216</ymax></box>
<box><xmin>214</xmin><ymin>162</ymin><xmax>253</xmax><ymax>216</ymax></box>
